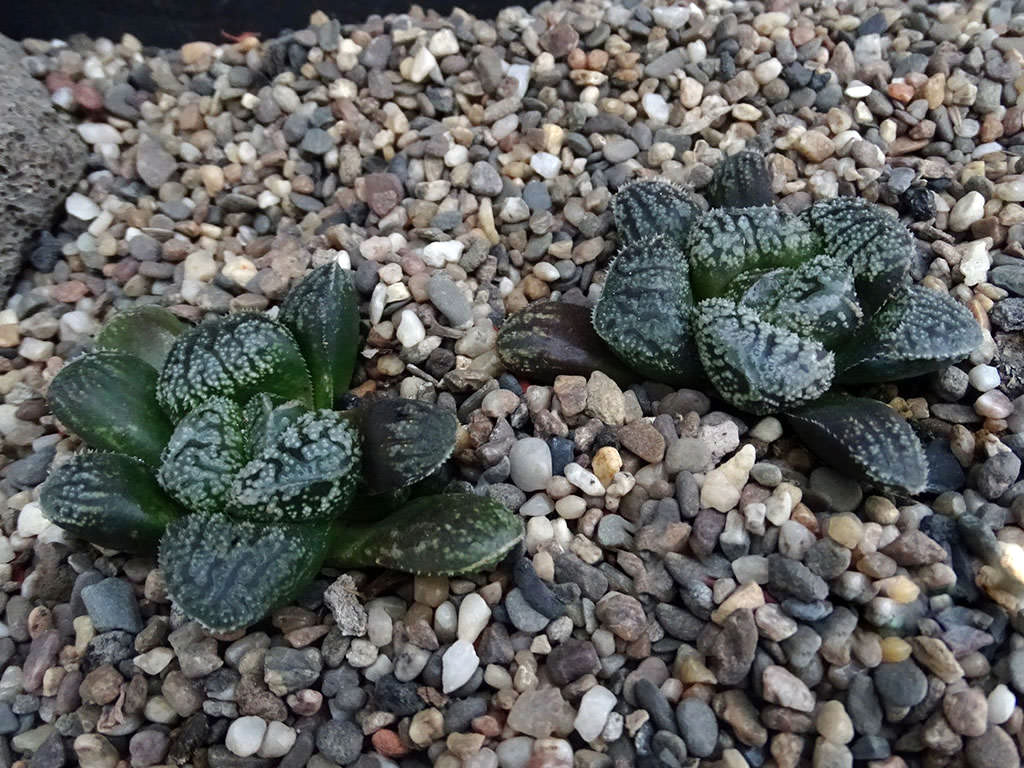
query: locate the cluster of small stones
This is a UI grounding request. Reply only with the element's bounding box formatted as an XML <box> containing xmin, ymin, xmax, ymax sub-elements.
<box><xmin>1</xmin><ymin>0</ymin><xmax>1024</xmax><ymax>767</ymax></box>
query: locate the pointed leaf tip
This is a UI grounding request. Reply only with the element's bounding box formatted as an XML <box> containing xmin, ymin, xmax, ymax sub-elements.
<box><xmin>786</xmin><ymin>395</ymin><xmax>928</xmax><ymax>494</ymax></box>
<box><xmin>41</xmin><ymin>452</ymin><xmax>182</xmax><ymax>553</ymax></box>
<box><xmin>48</xmin><ymin>350</ymin><xmax>174</xmax><ymax>466</ymax></box>
<box><xmin>279</xmin><ymin>262</ymin><xmax>361</xmax><ymax>409</ymax></box>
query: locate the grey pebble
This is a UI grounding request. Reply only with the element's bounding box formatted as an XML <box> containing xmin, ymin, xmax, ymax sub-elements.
<box><xmin>81</xmin><ymin>577</ymin><xmax>142</xmax><ymax>634</ymax></box>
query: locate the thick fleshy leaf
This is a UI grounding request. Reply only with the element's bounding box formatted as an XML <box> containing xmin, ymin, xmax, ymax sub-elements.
<box><xmin>327</xmin><ymin>493</ymin><xmax>523</xmax><ymax>575</ymax></box>
<box><xmin>352</xmin><ymin>398</ymin><xmax>458</xmax><ymax>494</ymax></box>
<box><xmin>786</xmin><ymin>394</ymin><xmax>927</xmax><ymax>494</ymax></box>
<box><xmin>229</xmin><ymin>409</ymin><xmax>361</xmax><ymax>523</ymax></box>
<box><xmin>593</xmin><ymin>235</ymin><xmax>703</xmax><ymax>385</ymax></box>
<box><xmin>245</xmin><ymin>395</ymin><xmax>309</xmax><ymax>454</ymax></box>
<box><xmin>835</xmin><ymin>285</ymin><xmax>982</xmax><ymax>384</ymax></box>
<box><xmin>160</xmin><ymin>511</ymin><xmax>329</xmax><ymax>632</ymax></box>
<box><xmin>95</xmin><ymin>305</ymin><xmax>187</xmax><ymax>370</ymax></box>
<box><xmin>278</xmin><ymin>262</ymin><xmax>360</xmax><ymax>409</ymax></box>
<box><xmin>157</xmin><ymin>313</ymin><xmax>312</xmax><ymax>421</ymax></box>
<box><xmin>611</xmin><ymin>179</ymin><xmax>699</xmax><ymax>247</ymax></box>
<box><xmin>158</xmin><ymin>397</ymin><xmax>249</xmax><ymax>514</ymax></box>
<box><xmin>804</xmin><ymin>197</ymin><xmax>912</xmax><ymax>314</ymax></box>
<box><xmin>48</xmin><ymin>351</ymin><xmax>174</xmax><ymax>466</ymax></box>
<box><xmin>496</xmin><ymin>301</ymin><xmax>634</xmax><ymax>385</ymax></box>
<box><xmin>694</xmin><ymin>298</ymin><xmax>835</xmax><ymax>414</ymax></box>
<box><xmin>706</xmin><ymin>150</ymin><xmax>774</xmax><ymax>208</ymax></box>
<box><xmin>687</xmin><ymin>206</ymin><xmax>823</xmax><ymax>299</ymax></box>
<box><xmin>40</xmin><ymin>452</ymin><xmax>182</xmax><ymax>553</ymax></box>
<box><xmin>732</xmin><ymin>254</ymin><xmax>863</xmax><ymax>348</ymax></box>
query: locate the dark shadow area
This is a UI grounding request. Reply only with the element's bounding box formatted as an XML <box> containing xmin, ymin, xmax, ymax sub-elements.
<box><xmin>3</xmin><ymin>0</ymin><xmax>508</xmax><ymax>48</ymax></box>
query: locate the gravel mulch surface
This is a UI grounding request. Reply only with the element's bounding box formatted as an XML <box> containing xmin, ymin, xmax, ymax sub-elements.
<box><xmin>1</xmin><ymin>1</ymin><xmax>1024</xmax><ymax>767</ymax></box>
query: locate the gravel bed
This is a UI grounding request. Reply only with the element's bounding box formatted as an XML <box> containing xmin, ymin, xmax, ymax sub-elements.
<box><xmin>1</xmin><ymin>1</ymin><xmax>1024</xmax><ymax>767</ymax></box>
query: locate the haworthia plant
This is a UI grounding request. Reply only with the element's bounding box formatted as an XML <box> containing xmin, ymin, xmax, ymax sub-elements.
<box><xmin>497</xmin><ymin>150</ymin><xmax>982</xmax><ymax>493</ymax></box>
<box><xmin>41</xmin><ymin>263</ymin><xmax>523</xmax><ymax>632</ymax></box>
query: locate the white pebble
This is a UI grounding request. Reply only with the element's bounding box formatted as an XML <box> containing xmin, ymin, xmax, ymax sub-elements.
<box><xmin>976</xmin><ymin>390</ymin><xmax>1013</xmax><ymax>419</ymax></box>
<box><xmin>959</xmin><ymin>240</ymin><xmax>991</xmax><ymax>286</ymax></box>
<box><xmin>564</xmin><ymin>462</ymin><xmax>605</xmax><ymax>496</ymax></box>
<box><xmin>642</xmin><ymin>92</ymin><xmax>671</xmax><ymax>123</ymax></box>
<box><xmin>409</xmin><ymin>47</ymin><xmax>438</xmax><ymax>83</ymax></box>
<box><xmin>257</xmin><ymin>721</ymin><xmax>296</xmax><ymax>759</ymax></box>
<box><xmin>226</xmin><ymin>716</ymin><xmax>267</xmax><ymax>757</ymax></box>
<box><xmin>519</xmin><ymin>493</ymin><xmax>554</xmax><ymax>517</ymax></box>
<box><xmin>988</xmin><ymin>684</ymin><xmax>1015</xmax><ymax>724</ymax></box>
<box><xmin>422</xmin><ymin>240</ymin><xmax>464</xmax><ymax>267</ymax></box>
<box><xmin>575</xmin><ymin>685</ymin><xmax>617</xmax><ymax>742</ymax></box>
<box><xmin>457</xmin><ymin>592</ymin><xmax>491</xmax><ymax>644</ymax></box>
<box><xmin>441</xmin><ymin>639</ymin><xmax>478</xmax><ymax>693</ymax></box>
<box><xmin>949</xmin><ymin>191</ymin><xmax>985</xmax><ymax>232</ymax></box>
<box><xmin>530</xmin><ymin>152</ymin><xmax>561</xmax><ymax>179</ymax></box>
<box><xmin>396</xmin><ymin>310</ymin><xmax>426</xmax><ymax>348</ymax></box>
<box><xmin>524</xmin><ymin>516</ymin><xmax>554</xmax><ymax>553</ymax></box>
<box><xmin>65</xmin><ymin>193</ymin><xmax>100</xmax><ymax>221</ymax></box>
<box><xmin>77</xmin><ymin>122</ymin><xmax>122</xmax><ymax>144</ymax></box>
<box><xmin>509</xmin><ymin>438</ymin><xmax>553</xmax><ymax>492</ymax></box>
<box><xmin>652</xmin><ymin>5</ymin><xmax>690</xmax><ymax>28</ymax></box>
<box><xmin>969</xmin><ymin>364</ymin><xmax>1000</xmax><ymax>392</ymax></box>
<box><xmin>17</xmin><ymin>502</ymin><xmax>49</xmax><ymax>538</ymax></box>
<box><xmin>845</xmin><ymin>81</ymin><xmax>872</xmax><ymax>98</ymax></box>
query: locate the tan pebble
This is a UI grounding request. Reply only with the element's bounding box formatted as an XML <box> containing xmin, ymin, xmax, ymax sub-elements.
<box><xmin>877</xmin><ymin>575</ymin><xmax>920</xmax><ymax>604</ymax></box>
<box><xmin>711</xmin><ymin>582</ymin><xmax>765</xmax><ymax>625</ymax></box>
<box><xmin>828</xmin><ymin>514</ymin><xmax>864</xmax><ymax>549</ymax></box>
<box><xmin>816</xmin><ymin>700</ymin><xmax>854</xmax><ymax>744</ymax></box>
<box><xmin>592</xmin><ymin>446</ymin><xmax>622</xmax><ymax>486</ymax></box>
<box><xmin>863</xmin><ymin>496</ymin><xmax>899</xmax><ymax>525</ymax></box>
<box><xmin>880</xmin><ymin>636</ymin><xmax>912</xmax><ymax>663</ymax></box>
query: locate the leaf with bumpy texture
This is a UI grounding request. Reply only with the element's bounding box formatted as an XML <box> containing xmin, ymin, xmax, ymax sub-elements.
<box><xmin>804</xmin><ymin>197</ymin><xmax>912</xmax><ymax>314</ymax></box>
<box><xmin>160</xmin><ymin>511</ymin><xmax>329</xmax><ymax>633</ymax></box>
<box><xmin>687</xmin><ymin>206</ymin><xmax>823</xmax><ymax>299</ymax></box>
<box><xmin>279</xmin><ymin>262</ymin><xmax>361</xmax><ymax>409</ymax></box>
<box><xmin>158</xmin><ymin>397</ymin><xmax>249</xmax><ymax>514</ymax></box>
<box><xmin>327</xmin><ymin>493</ymin><xmax>523</xmax><ymax>575</ymax></box>
<box><xmin>707</xmin><ymin>150</ymin><xmax>775</xmax><ymax>208</ymax></box>
<box><xmin>41</xmin><ymin>452</ymin><xmax>182</xmax><ymax>553</ymax></box>
<box><xmin>229</xmin><ymin>409</ymin><xmax>361</xmax><ymax>523</ymax></box>
<box><xmin>693</xmin><ymin>298</ymin><xmax>835</xmax><ymax>414</ymax></box>
<box><xmin>732</xmin><ymin>254</ymin><xmax>863</xmax><ymax>348</ymax></box>
<box><xmin>96</xmin><ymin>306</ymin><xmax>188</xmax><ymax>370</ymax></box>
<box><xmin>612</xmin><ymin>180</ymin><xmax>699</xmax><ymax>248</ymax></box>
<box><xmin>835</xmin><ymin>284</ymin><xmax>982</xmax><ymax>384</ymax></box>
<box><xmin>496</xmin><ymin>301</ymin><xmax>635</xmax><ymax>385</ymax></box>
<box><xmin>593</xmin><ymin>235</ymin><xmax>704</xmax><ymax>384</ymax></box>
<box><xmin>244</xmin><ymin>395</ymin><xmax>309</xmax><ymax>454</ymax></box>
<box><xmin>354</xmin><ymin>398</ymin><xmax>458</xmax><ymax>494</ymax></box>
<box><xmin>48</xmin><ymin>351</ymin><xmax>174</xmax><ymax>467</ymax></box>
<box><xmin>157</xmin><ymin>313</ymin><xmax>312</xmax><ymax>421</ymax></box>
<box><xmin>786</xmin><ymin>394</ymin><xmax>927</xmax><ymax>494</ymax></box>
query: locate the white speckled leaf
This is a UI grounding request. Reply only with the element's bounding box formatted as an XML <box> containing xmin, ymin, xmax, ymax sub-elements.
<box><xmin>803</xmin><ymin>196</ymin><xmax>912</xmax><ymax>314</ymax></box>
<box><xmin>328</xmin><ymin>493</ymin><xmax>523</xmax><ymax>575</ymax></box>
<box><xmin>612</xmin><ymin>179</ymin><xmax>699</xmax><ymax>247</ymax></box>
<box><xmin>835</xmin><ymin>284</ymin><xmax>982</xmax><ymax>384</ymax></box>
<box><xmin>41</xmin><ymin>452</ymin><xmax>182</xmax><ymax>553</ymax></box>
<box><xmin>158</xmin><ymin>397</ymin><xmax>250</xmax><ymax>514</ymax></box>
<box><xmin>592</xmin><ymin>234</ymin><xmax>703</xmax><ymax>384</ymax></box>
<box><xmin>160</xmin><ymin>511</ymin><xmax>329</xmax><ymax>633</ymax></box>
<box><xmin>731</xmin><ymin>254</ymin><xmax>863</xmax><ymax>347</ymax></box>
<box><xmin>356</xmin><ymin>398</ymin><xmax>458</xmax><ymax>494</ymax></box>
<box><xmin>229</xmin><ymin>409</ymin><xmax>361</xmax><ymax>523</ymax></box>
<box><xmin>687</xmin><ymin>206</ymin><xmax>823</xmax><ymax>299</ymax></box>
<box><xmin>786</xmin><ymin>394</ymin><xmax>927</xmax><ymax>494</ymax></box>
<box><xmin>694</xmin><ymin>298</ymin><xmax>835</xmax><ymax>415</ymax></box>
<box><xmin>157</xmin><ymin>313</ymin><xmax>312</xmax><ymax>422</ymax></box>
<box><xmin>707</xmin><ymin>150</ymin><xmax>775</xmax><ymax>208</ymax></box>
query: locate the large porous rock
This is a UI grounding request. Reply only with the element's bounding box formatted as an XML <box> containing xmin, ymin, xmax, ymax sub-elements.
<box><xmin>0</xmin><ymin>34</ymin><xmax>87</xmax><ymax>300</ymax></box>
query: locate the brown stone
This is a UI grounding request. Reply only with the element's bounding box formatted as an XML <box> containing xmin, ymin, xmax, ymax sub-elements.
<box><xmin>617</xmin><ymin>421</ymin><xmax>666</xmax><ymax>463</ymax></box>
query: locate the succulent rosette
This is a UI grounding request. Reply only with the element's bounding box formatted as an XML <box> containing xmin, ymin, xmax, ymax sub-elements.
<box><xmin>499</xmin><ymin>152</ymin><xmax>982</xmax><ymax>494</ymax></box>
<box><xmin>41</xmin><ymin>262</ymin><xmax>522</xmax><ymax>632</ymax></box>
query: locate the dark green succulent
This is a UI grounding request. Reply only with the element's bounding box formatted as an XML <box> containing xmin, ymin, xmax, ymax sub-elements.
<box><xmin>41</xmin><ymin>263</ymin><xmax>523</xmax><ymax>632</ymax></box>
<box><xmin>499</xmin><ymin>152</ymin><xmax>982</xmax><ymax>494</ymax></box>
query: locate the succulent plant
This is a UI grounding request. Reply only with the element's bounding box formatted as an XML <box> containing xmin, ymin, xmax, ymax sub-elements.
<box><xmin>498</xmin><ymin>152</ymin><xmax>982</xmax><ymax>494</ymax></box>
<box><xmin>41</xmin><ymin>262</ymin><xmax>523</xmax><ymax>632</ymax></box>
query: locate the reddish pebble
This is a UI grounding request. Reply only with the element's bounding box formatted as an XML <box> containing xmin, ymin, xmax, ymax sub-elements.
<box><xmin>45</xmin><ymin>71</ymin><xmax>74</xmax><ymax>93</ymax></box>
<box><xmin>51</xmin><ymin>281</ymin><xmax>88</xmax><ymax>303</ymax></box>
<box><xmin>73</xmin><ymin>81</ymin><xmax>103</xmax><ymax>111</ymax></box>
<box><xmin>887</xmin><ymin>82</ymin><xmax>915</xmax><ymax>103</ymax></box>
<box><xmin>371</xmin><ymin>729</ymin><xmax>408</xmax><ymax>758</ymax></box>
